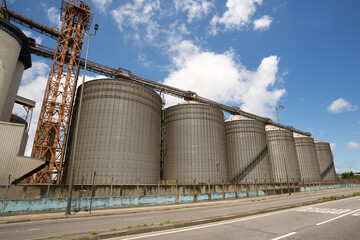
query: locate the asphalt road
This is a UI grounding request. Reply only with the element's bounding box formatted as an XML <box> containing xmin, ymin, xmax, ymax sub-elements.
<box><xmin>0</xmin><ymin>187</ymin><xmax>359</xmax><ymax>240</ymax></box>
<box><xmin>114</xmin><ymin>196</ymin><xmax>360</xmax><ymax>240</ymax></box>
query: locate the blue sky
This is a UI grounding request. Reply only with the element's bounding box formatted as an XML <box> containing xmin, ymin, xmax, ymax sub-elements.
<box><xmin>7</xmin><ymin>0</ymin><xmax>360</xmax><ymax>173</ymax></box>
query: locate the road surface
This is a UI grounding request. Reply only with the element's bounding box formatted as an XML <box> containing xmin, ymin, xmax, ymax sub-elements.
<box><xmin>114</xmin><ymin>196</ymin><xmax>360</xmax><ymax>240</ymax></box>
<box><xmin>0</xmin><ymin>187</ymin><xmax>359</xmax><ymax>239</ymax></box>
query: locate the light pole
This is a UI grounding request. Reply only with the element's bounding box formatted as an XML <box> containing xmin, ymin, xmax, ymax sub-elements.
<box><xmin>275</xmin><ymin>104</ymin><xmax>285</xmax><ymax>130</ymax></box>
<box><xmin>66</xmin><ymin>24</ymin><xmax>99</xmax><ymax>215</ymax></box>
<box><xmin>275</xmin><ymin>105</ymin><xmax>290</xmax><ymax>195</ymax></box>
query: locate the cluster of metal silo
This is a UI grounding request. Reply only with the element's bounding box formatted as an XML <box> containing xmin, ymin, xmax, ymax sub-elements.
<box><xmin>225</xmin><ymin>115</ymin><xmax>271</xmax><ymax>184</ymax></box>
<box><xmin>163</xmin><ymin>102</ymin><xmax>228</xmax><ymax>185</ymax></box>
<box><xmin>65</xmin><ymin>79</ymin><xmax>162</xmax><ymax>185</ymax></box>
<box><xmin>64</xmin><ymin>78</ymin><xmax>336</xmax><ymax>185</ymax></box>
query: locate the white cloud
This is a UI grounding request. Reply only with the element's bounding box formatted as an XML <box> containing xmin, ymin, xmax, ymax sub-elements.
<box><xmin>46</xmin><ymin>7</ymin><xmax>61</xmax><ymax>29</ymax></box>
<box><xmin>174</xmin><ymin>0</ymin><xmax>214</xmax><ymax>23</ymax></box>
<box><xmin>210</xmin><ymin>0</ymin><xmax>263</xmax><ymax>35</ymax></box>
<box><xmin>253</xmin><ymin>15</ymin><xmax>273</xmax><ymax>30</ymax></box>
<box><xmin>22</xmin><ymin>30</ymin><xmax>43</xmax><ymax>45</ymax></box>
<box><xmin>347</xmin><ymin>141</ymin><xmax>360</xmax><ymax>150</ymax></box>
<box><xmin>13</xmin><ymin>61</ymin><xmax>50</xmax><ymax>156</ymax></box>
<box><xmin>328</xmin><ymin>98</ymin><xmax>358</xmax><ymax>113</ymax></box>
<box><xmin>330</xmin><ymin>142</ymin><xmax>336</xmax><ymax>150</ymax></box>
<box><xmin>111</xmin><ymin>0</ymin><xmax>161</xmax><ymax>43</ymax></box>
<box><xmin>91</xmin><ymin>0</ymin><xmax>112</xmax><ymax>13</ymax></box>
<box><xmin>163</xmin><ymin>40</ymin><xmax>285</xmax><ymax>118</ymax></box>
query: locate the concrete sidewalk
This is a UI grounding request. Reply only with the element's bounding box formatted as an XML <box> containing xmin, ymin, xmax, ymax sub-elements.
<box><xmin>0</xmin><ymin>187</ymin><xmax>358</xmax><ymax>226</ymax></box>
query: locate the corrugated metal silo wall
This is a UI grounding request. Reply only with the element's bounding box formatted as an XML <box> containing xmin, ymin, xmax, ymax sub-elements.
<box><xmin>294</xmin><ymin>137</ymin><xmax>321</xmax><ymax>182</ymax></box>
<box><xmin>267</xmin><ymin>130</ymin><xmax>301</xmax><ymax>183</ymax></box>
<box><xmin>65</xmin><ymin>79</ymin><xmax>162</xmax><ymax>184</ymax></box>
<box><xmin>225</xmin><ymin>120</ymin><xmax>271</xmax><ymax>184</ymax></box>
<box><xmin>163</xmin><ymin>103</ymin><xmax>228</xmax><ymax>185</ymax></box>
<box><xmin>315</xmin><ymin>141</ymin><xmax>337</xmax><ymax>181</ymax></box>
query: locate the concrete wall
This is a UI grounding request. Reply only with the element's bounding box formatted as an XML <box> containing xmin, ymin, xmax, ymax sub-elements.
<box><xmin>1</xmin><ymin>183</ymin><xmax>358</xmax><ymax>215</ymax></box>
<box><xmin>0</xmin><ymin>181</ymin><xmax>336</xmax><ymax>200</ymax></box>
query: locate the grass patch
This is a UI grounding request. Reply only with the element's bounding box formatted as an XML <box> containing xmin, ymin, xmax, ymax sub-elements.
<box><xmin>159</xmin><ymin>222</ymin><xmax>164</xmax><ymax>226</ymax></box>
<box><xmin>353</xmin><ymin>192</ymin><xmax>360</xmax><ymax>196</ymax></box>
<box><xmin>165</xmin><ymin>220</ymin><xmax>171</xmax><ymax>224</ymax></box>
<box><xmin>143</xmin><ymin>223</ymin><xmax>147</xmax><ymax>227</ymax></box>
<box><xmin>136</xmin><ymin>224</ymin><xmax>142</xmax><ymax>227</ymax></box>
<box><xmin>127</xmin><ymin>225</ymin><xmax>132</xmax><ymax>228</ymax></box>
<box><xmin>322</xmin><ymin>195</ymin><xmax>340</xmax><ymax>200</ymax></box>
<box><xmin>110</xmin><ymin>228</ymin><xmax>117</xmax><ymax>231</ymax></box>
<box><xmin>91</xmin><ymin>231</ymin><xmax>99</xmax><ymax>235</ymax></box>
<box><xmin>151</xmin><ymin>222</ymin><xmax>155</xmax><ymax>226</ymax></box>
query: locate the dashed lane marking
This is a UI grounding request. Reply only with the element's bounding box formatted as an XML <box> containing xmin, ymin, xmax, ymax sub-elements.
<box><xmin>271</xmin><ymin>232</ymin><xmax>297</xmax><ymax>240</ymax></box>
<box><xmin>316</xmin><ymin>208</ymin><xmax>360</xmax><ymax>226</ymax></box>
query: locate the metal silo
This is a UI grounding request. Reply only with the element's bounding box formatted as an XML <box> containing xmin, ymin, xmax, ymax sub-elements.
<box><xmin>225</xmin><ymin>115</ymin><xmax>271</xmax><ymax>184</ymax></box>
<box><xmin>266</xmin><ymin>126</ymin><xmax>301</xmax><ymax>183</ymax></box>
<box><xmin>314</xmin><ymin>139</ymin><xmax>337</xmax><ymax>182</ymax></box>
<box><xmin>65</xmin><ymin>79</ymin><xmax>162</xmax><ymax>184</ymax></box>
<box><xmin>163</xmin><ymin>101</ymin><xmax>228</xmax><ymax>185</ymax></box>
<box><xmin>293</xmin><ymin>133</ymin><xmax>321</xmax><ymax>182</ymax></box>
<box><xmin>0</xmin><ymin>18</ymin><xmax>31</xmax><ymax>121</ymax></box>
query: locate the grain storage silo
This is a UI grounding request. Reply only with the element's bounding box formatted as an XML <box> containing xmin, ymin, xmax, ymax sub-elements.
<box><xmin>293</xmin><ymin>133</ymin><xmax>321</xmax><ymax>182</ymax></box>
<box><xmin>314</xmin><ymin>139</ymin><xmax>337</xmax><ymax>182</ymax></box>
<box><xmin>266</xmin><ymin>125</ymin><xmax>301</xmax><ymax>183</ymax></box>
<box><xmin>225</xmin><ymin>115</ymin><xmax>271</xmax><ymax>184</ymax></box>
<box><xmin>163</xmin><ymin>101</ymin><xmax>228</xmax><ymax>185</ymax></box>
<box><xmin>0</xmin><ymin>17</ymin><xmax>31</xmax><ymax>121</ymax></box>
<box><xmin>65</xmin><ymin>79</ymin><xmax>162</xmax><ymax>184</ymax></box>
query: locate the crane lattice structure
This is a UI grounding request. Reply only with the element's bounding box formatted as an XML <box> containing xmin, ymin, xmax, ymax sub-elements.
<box><xmin>30</xmin><ymin>0</ymin><xmax>93</xmax><ymax>183</ymax></box>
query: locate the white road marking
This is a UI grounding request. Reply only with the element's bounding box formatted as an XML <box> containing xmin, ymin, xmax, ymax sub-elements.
<box><xmin>271</xmin><ymin>232</ymin><xmax>297</xmax><ymax>240</ymax></box>
<box><xmin>297</xmin><ymin>207</ymin><xmax>351</xmax><ymax>215</ymax></box>
<box><xmin>316</xmin><ymin>208</ymin><xmax>360</xmax><ymax>226</ymax></box>
<box><xmin>117</xmin><ymin>209</ymin><xmax>296</xmax><ymax>240</ymax></box>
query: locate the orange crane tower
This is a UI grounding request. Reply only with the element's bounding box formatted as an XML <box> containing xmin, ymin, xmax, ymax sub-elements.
<box><xmin>31</xmin><ymin>0</ymin><xmax>93</xmax><ymax>183</ymax></box>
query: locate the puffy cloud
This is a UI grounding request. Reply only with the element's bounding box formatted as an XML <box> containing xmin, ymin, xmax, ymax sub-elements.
<box><xmin>46</xmin><ymin>7</ymin><xmax>61</xmax><ymax>29</ymax></box>
<box><xmin>111</xmin><ymin>0</ymin><xmax>161</xmax><ymax>43</ymax></box>
<box><xmin>12</xmin><ymin>61</ymin><xmax>49</xmax><ymax>156</ymax></box>
<box><xmin>328</xmin><ymin>98</ymin><xmax>358</xmax><ymax>113</ymax></box>
<box><xmin>174</xmin><ymin>0</ymin><xmax>214</xmax><ymax>23</ymax></box>
<box><xmin>91</xmin><ymin>0</ymin><xmax>113</xmax><ymax>13</ymax></box>
<box><xmin>210</xmin><ymin>0</ymin><xmax>263</xmax><ymax>35</ymax></box>
<box><xmin>22</xmin><ymin>30</ymin><xmax>43</xmax><ymax>45</ymax></box>
<box><xmin>163</xmin><ymin>40</ymin><xmax>285</xmax><ymax>118</ymax></box>
<box><xmin>330</xmin><ymin>142</ymin><xmax>336</xmax><ymax>150</ymax></box>
<box><xmin>347</xmin><ymin>141</ymin><xmax>360</xmax><ymax>150</ymax></box>
<box><xmin>253</xmin><ymin>15</ymin><xmax>273</xmax><ymax>30</ymax></box>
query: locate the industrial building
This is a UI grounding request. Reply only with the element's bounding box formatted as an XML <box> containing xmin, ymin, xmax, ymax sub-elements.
<box><xmin>0</xmin><ymin>0</ymin><xmax>337</xmax><ymax>191</ymax></box>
